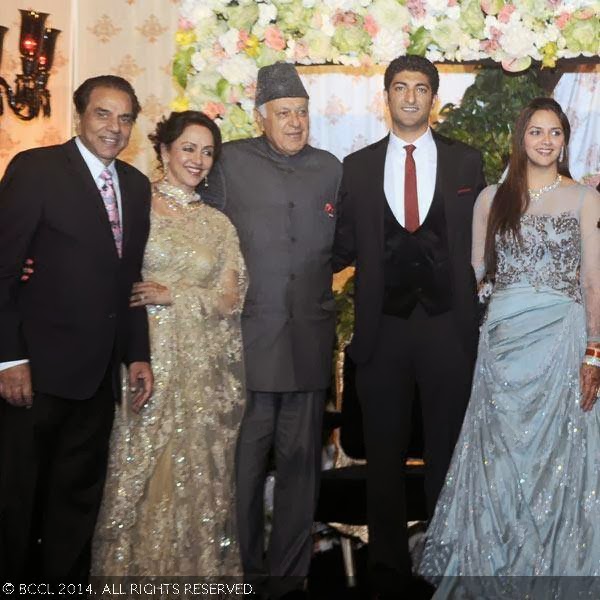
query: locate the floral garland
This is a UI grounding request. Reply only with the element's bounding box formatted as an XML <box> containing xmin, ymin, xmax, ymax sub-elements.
<box><xmin>174</xmin><ymin>0</ymin><xmax>600</xmax><ymax>140</ymax></box>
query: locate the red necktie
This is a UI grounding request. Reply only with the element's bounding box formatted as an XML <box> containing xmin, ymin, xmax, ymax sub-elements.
<box><xmin>404</xmin><ymin>144</ymin><xmax>419</xmax><ymax>233</ymax></box>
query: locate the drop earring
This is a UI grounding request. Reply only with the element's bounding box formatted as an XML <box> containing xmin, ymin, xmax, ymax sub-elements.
<box><xmin>558</xmin><ymin>146</ymin><xmax>564</xmax><ymax>162</ymax></box>
<box><xmin>203</xmin><ymin>176</ymin><xmax>209</xmax><ymax>188</ymax></box>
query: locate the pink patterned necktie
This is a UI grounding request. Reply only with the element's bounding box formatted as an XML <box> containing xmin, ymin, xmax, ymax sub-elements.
<box><xmin>99</xmin><ymin>168</ymin><xmax>122</xmax><ymax>257</ymax></box>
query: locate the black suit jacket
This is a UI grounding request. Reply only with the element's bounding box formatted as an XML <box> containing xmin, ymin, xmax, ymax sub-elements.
<box><xmin>333</xmin><ymin>132</ymin><xmax>486</xmax><ymax>365</ymax></box>
<box><xmin>0</xmin><ymin>138</ymin><xmax>151</xmax><ymax>400</ymax></box>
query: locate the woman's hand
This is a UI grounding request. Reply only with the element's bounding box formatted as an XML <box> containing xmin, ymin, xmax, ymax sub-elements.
<box><xmin>580</xmin><ymin>363</ymin><xmax>600</xmax><ymax>412</ymax></box>
<box><xmin>130</xmin><ymin>281</ymin><xmax>172</xmax><ymax>307</ymax></box>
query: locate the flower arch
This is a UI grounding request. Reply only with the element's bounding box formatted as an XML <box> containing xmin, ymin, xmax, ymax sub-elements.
<box><xmin>174</xmin><ymin>0</ymin><xmax>599</xmax><ymax>139</ymax></box>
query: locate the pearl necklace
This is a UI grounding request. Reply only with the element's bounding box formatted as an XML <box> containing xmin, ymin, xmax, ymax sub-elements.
<box><xmin>528</xmin><ymin>174</ymin><xmax>561</xmax><ymax>204</ymax></box>
<box><xmin>155</xmin><ymin>179</ymin><xmax>201</xmax><ymax>208</ymax></box>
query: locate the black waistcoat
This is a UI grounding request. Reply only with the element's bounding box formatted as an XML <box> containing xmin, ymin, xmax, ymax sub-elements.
<box><xmin>382</xmin><ymin>184</ymin><xmax>453</xmax><ymax>318</ymax></box>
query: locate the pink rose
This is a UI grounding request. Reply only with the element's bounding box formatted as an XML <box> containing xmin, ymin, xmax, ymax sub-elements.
<box><xmin>498</xmin><ymin>4</ymin><xmax>516</xmax><ymax>24</ymax></box>
<box><xmin>212</xmin><ymin>42</ymin><xmax>227</xmax><ymax>59</ymax></box>
<box><xmin>264</xmin><ymin>26</ymin><xmax>286</xmax><ymax>51</ymax></box>
<box><xmin>202</xmin><ymin>102</ymin><xmax>225</xmax><ymax>120</ymax></box>
<box><xmin>480</xmin><ymin>39</ymin><xmax>500</xmax><ymax>53</ymax></box>
<box><xmin>555</xmin><ymin>12</ymin><xmax>572</xmax><ymax>29</ymax></box>
<box><xmin>332</xmin><ymin>10</ymin><xmax>359</xmax><ymax>26</ymax></box>
<box><xmin>364</xmin><ymin>14</ymin><xmax>380</xmax><ymax>37</ymax></box>
<box><xmin>177</xmin><ymin>17</ymin><xmax>194</xmax><ymax>31</ymax></box>
<box><xmin>238</xmin><ymin>29</ymin><xmax>249</xmax><ymax>52</ymax></box>
<box><xmin>294</xmin><ymin>40</ymin><xmax>310</xmax><ymax>62</ymax></box>
<box><xmin>407</xmin><ymin>0</ymin><xmax>427</xmax><ymax>20</ymax></box>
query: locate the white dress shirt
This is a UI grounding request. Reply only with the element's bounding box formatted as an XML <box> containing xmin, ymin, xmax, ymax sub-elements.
<box><xmin>0</xmin><ymin>138</ymin><xmax>121</xmax><ymax>373</ymax></box>
<box><xmin>383</xmin><ymin>127</ymin><xmax>437</xmax><ymax>227</ymax></box>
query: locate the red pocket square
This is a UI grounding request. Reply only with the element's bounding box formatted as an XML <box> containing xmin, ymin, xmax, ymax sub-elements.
<box><xmin>457</xmin><ymin>186</ymin><xmax>473</xmax><ymax>194</ymax></box>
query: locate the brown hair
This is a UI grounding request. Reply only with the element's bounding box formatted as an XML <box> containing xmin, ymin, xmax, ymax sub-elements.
<box><xmin>484</xmin><ymin>97</ymin><xmax>572</xmax><ymax>274</ymax></box>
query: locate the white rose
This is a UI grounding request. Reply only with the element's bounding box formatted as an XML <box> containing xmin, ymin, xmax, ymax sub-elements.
<box><xmin>191</xmin><ymin>52</ymin><xmax>207</xmax><ymax>73</ymax></box>
<box><xmin>302</xmin><ymin>0</ymin><xmax>317</xmax><ymax>7</ymax></box>
<box><xmin>339</xmin><ymin>54</ymin><xmax>361</xmax><ymax>66</ymax></box>
<box><xmin>422</xmin><ymin>15</ymin><xmax>438</xmax><ymax>31</ymax></box>
<box><xmin>540</xmin><ymin>24</ymin><xmax>560</xmax><ymax>43</ymax></box>
<box><xmin>458</xmin><ymin>41</ymin><xmax>482</xmax><ymax>61</ymax></box>
<box><xmin>446</xmin><ymin>6</ymin><xmax>461</xmax><ymax>21</ymax></box>
<box><xmin>258</xmin><ymin>3</ymin><xmax>277</xmax><ymax>26</ymax></box>
<box><xmin>425</xmin><ymin>47</ymin><xmax>444</xmax><ymax>62</ymax></box>
<box><xmin>321</xmin><ymin>14</ymin><xmax>336</xmax><ymax>37</ymax></box>
<box><xmin>428</xmin><ymin>0</ymin><xmax>449</xmax><ymax>13</ymax></box>
<box><xmin>484</xmin><ymin>15</ymin><xmax>499</xmax><ymax>37</ymax></box>
<box><xmin>216</xmin><ymin>54</ymin><xmax>258</xmax><ymax>86</ymax></box>
<box><xmin>323</xmin><ymin>0</ymin><xmax>357</xmax><ymax>10</ymax></box>
<box><xmin>189</xmin><ymin>4</ymin><xmax>214</xmax><ymax>23</ymax></box>
<box><xmin>218</xmin><ymin>28</ymin><xmax>240</xmax><ymax>57</ymax></box>
<box><xmin>368</xmin><ymin>0</ymin><xmax>410</xmax><ymax>30</ymax></box>
<box><xmin>499</xmin><ymin>20</ymin><xmax>536</xmax><ymax>58</ymax></box>
<box><xmin>371</xmin><ymin>28</ymin><xmax>407</xmax><ymax>62</ymax></box>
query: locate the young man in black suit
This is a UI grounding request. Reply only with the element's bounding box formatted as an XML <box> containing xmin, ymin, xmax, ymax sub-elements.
<box><xmin>0</xmin><ymin>75</ymin><xmax>153</xmax><ymax>581</ymax></box>
<box><xmin>334</xmin><ymin>55</ymin><xmax>485</xmax><ymax>598</ymax></box>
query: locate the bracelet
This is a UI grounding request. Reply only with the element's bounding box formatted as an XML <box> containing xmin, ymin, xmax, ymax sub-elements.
<box><xmin>583</xmin><ymin>356</ymin><xmax>600</xmax><ymax>368</ymax></box>
<box><xmin>585</xmin><ymin>347</ymin><xmax>600</xmax><ymax>359</ymax></box>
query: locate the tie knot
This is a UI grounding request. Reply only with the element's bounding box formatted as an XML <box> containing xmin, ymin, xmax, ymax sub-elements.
<box><xmin>100</xmin><ymin>168</ymin><xmax>113</xmax><ymax>182</ymax></box>
<box><xmin>404</xmin><ymin>144</ymin><xmax>416</xmax><ymax>156</ymax></box>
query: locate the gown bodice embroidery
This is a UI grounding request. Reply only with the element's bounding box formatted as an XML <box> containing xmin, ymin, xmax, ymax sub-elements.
<box><xmin>495</xmin><ymin>212</ymin><xmax>581</xmax><ymax>302</ymax></box>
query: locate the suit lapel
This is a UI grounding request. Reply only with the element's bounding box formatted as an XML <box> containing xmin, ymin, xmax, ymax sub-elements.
<box><xmin>367</xmin><ymin>136</ymin><xmax>389</xmax><ymax>252</ymax></box>
<box><xmin>62</xmin><ymin>138</ymin><xmax>120</xmax><ymax>260</ymax></box>
<box><xmin>433</xmin><ymin>132</ymin><xmax>459</xmax><ymax>253</ymax></box>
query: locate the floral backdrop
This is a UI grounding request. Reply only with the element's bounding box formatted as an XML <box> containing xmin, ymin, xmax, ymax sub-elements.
<box><xmin>174</xmin><ymin>0</ymin><xmax>600</xmax><ymax>139</ymax></box>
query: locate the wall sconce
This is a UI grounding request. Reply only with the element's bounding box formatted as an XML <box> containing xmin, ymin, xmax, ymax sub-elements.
<box><xmin>0</xmin><ymin>10</ymin><xmax>61</xmax><ymax>121</ymax></box>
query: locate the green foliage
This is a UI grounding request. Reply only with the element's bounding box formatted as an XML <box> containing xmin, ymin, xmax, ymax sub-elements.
<box><xmin>173</xmin><ymin>47</ymin><xmax>194</xmax><ymax>89</ymax></box>
<box><xmin>434</xmin><ymin>67</ymin><xmax>545</xmax><ymax>184</ymax></box>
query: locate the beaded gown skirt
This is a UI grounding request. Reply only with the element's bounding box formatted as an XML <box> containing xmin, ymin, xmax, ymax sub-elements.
<box><xmin>418</xmin><ymin>283</ymin><xmax>600</xmax><ymax>598</ymax></box>
<box><xmin>91</xmin><ymin>201</ymin><xmax>247</xmax><ymax>577</ymax></box>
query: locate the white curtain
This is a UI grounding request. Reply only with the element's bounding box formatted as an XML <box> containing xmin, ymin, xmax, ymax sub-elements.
<box><xmin>553</xmin><ymin>72</ymin><xmax>600</xmax><ymax>185</ymax></box>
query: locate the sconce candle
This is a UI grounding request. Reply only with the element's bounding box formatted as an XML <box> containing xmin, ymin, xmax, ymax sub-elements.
<box><xmin>0</xmin><ymin>10</ymin><xmax>60</xmax><ymax>120</ymax></box>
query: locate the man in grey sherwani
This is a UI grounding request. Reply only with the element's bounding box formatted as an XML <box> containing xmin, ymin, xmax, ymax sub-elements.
<box><xmin>203</xmin><ymin>63</ymin><xmax>342</xmax><ymax>599</ymax></box>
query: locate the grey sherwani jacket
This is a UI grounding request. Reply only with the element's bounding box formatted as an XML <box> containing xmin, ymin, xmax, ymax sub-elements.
<box><xmin>205</xmin><ymin>136</ymin><xmax>342</xmax><ymax>392</ymax></box>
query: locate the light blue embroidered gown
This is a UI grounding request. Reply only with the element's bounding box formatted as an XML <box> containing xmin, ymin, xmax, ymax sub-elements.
<box><xmin>418</xmin><ymin>182</ymin><xmax>600</xmax><ymax>599</ymax></box>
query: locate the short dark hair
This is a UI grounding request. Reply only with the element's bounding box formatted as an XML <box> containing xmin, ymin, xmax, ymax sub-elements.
<box><xmin>148</xmin><ymin>111</ymin><xmax>223</xmax><ymax>167</ymax></box>
<box><xmin>73</xmin><ymin>75</ymin><xmax>142</xmax><ymax>121</ymax></box>
<box><xmin>384</xmin><ymin>55</ymin><xmax>440</xmax><ymax>95</ymax></box>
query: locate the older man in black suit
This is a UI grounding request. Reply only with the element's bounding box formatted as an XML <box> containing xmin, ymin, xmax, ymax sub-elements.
<box><xmin>334</xmin><ymin>55</ymin><xmax>485</xmax><ymax>598</ymax></box>
<box><xmin>0</xmin><ymin>75</ymin><xmax>153</xmax><ymax>581</ymax></box>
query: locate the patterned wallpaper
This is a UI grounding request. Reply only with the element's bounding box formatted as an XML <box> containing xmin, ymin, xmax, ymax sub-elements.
<box><xmin>76</xmin><ymin>0</ymin><xmax>179</xmax><ymax>177</ymax></box>
<box><xmin>0</xmin><ymin>0</ymin><xmax>72</xmax><ymax>176</ymax></box>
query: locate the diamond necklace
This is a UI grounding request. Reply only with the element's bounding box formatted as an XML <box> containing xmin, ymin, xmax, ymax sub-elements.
<box><xmin>528</xmin><ymin>174</ymin><xmax>561</xmax><ymax>204</ymax></box>
<box><xmin>155</xmin><ymin>179</ymin><xmax>200</xmax><ymax>208</ymax></box>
